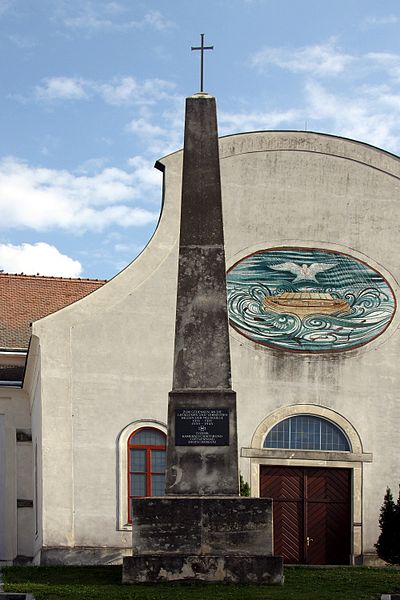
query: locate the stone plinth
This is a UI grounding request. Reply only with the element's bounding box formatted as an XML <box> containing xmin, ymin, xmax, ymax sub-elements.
<box><xmin>166</xmin><ymin>391</ymin><xmax>238</xmax><ymax>496</ymax></box>
<box><xmin>122</xmin><ymin>497</ymin><xmax>283</xmax><ymax>584</ymax></box>
<box><xmin>130</xmin><ymin>497</ymin><xmax>273</xmax><ymax>555</ymax></box>
<box><xmin>123</xmin><ymin>554</ymin><xmax>283</xmax><ymax>584</ymax></box>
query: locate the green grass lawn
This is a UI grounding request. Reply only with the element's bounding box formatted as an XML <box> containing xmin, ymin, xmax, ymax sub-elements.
<box><xmin>2</xmin><ymin>565</ymin><xmax>400</xmax><ymax>600</ymax></box>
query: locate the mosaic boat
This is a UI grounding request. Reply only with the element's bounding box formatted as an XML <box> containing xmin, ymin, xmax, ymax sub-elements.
<box><xmin>262</xmin><ymin>291</ymin><xmax>351</xmax><ymax>319</ymax></box>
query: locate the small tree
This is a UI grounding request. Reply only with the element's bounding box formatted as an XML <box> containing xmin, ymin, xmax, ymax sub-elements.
<box><xmin>375</xmin><ymin>486</ymin><xmax>400</xmax><ymax>564</ymax></box>
<box><xmin>240</xmin><ymin>474</ymin><xmax>251</xmax><ymax>497</ymax></box>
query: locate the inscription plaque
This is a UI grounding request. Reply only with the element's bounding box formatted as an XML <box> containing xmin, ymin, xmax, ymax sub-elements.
<box><xmin>175</xmin><ymin>408</ymin><xmax>229</xmax><ymax>446</ymax></box>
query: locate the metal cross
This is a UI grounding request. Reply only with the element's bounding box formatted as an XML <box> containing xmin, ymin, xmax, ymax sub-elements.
<box><xmin>191</xmin><ymin>34</ymin><xmax>213</xmax><ymax>93</ymax></box>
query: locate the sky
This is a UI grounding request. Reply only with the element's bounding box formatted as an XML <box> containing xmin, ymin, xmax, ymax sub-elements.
<box><xmin>1</xmin><ymin>0</ymin><xmax>400</xmax><ymax>280</ymax></box>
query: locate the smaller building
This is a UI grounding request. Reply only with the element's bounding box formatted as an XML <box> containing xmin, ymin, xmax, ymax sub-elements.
<box><xmin>0</xmin><ymin>273</ymin><xmax>105</xmax><ymax>563</ymax></box>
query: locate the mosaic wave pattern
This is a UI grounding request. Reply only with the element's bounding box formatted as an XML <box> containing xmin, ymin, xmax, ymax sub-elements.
<box><xmin>227</xmin><ymin>248</ymin><xmax>396</xmax><ymax>352</ymax></box>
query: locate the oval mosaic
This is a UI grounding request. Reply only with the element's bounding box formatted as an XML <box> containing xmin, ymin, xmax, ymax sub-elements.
<box><xmin>227</xmin><ymin>247</ymin><xmax>396</xmax><ymax>352</ymax></box>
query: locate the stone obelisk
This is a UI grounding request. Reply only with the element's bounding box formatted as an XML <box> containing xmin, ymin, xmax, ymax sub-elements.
<box><xmin>123</xmin><ymin>38</ymin><xmax>283</xmax><ymax>584</ymax></box>
<box><xmin>165</xmin><ymin>92</ymin><xmax>239</xmax><ymax>497</ymax></box>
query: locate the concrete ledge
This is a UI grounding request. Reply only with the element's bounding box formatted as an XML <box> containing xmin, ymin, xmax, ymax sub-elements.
<box><xmin>241</xmin><ymin>448</ymin><xmax>373</xmax><ymax>462</ymax></box>
<box><xmin>40</xmin><ymin>547</ymin><xmax>130</xmax><ymax>565</ymax></box>
<box><xmin>123</xmin><ymin>554</ymin><xmax>284</xmax><ymax>584</ymax></box>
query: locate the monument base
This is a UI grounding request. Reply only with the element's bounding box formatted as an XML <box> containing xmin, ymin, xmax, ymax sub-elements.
<box><xmin>122</xmin><ymin>554</ymin><xmax>283</xmax><ymax>584</ymax></box>
<box><xmin>122</xmin><ymin>496</ymin><xmax>284</xmax><ymax>585</ymax></box>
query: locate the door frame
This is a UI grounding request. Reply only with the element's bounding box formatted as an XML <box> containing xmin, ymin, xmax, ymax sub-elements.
<box><xmin>241</xmin><ymin>404</ymin><xmax>373</xmax><ymax>565</ymax></box>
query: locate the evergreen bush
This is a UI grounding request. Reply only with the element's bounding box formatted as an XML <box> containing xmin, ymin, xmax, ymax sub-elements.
<box><xmin>375</xmin><ymin>486</ymin><xmax>400</xmax><ymax>564</ymax></box>
<box><xmin>239</xmin><ymin>474</ymin><xmax>251</xmax><ymax>496</ymax></box>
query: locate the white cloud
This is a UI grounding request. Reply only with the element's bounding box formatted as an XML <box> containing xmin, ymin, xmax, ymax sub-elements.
<box><xmin>251</xmin><ymin>40</ymin><xmax>354</xmax><ymax>76</ymax></box>
<box><xmin>7</xmin><ymin>34</ymin><xmax>36</xmax><ymax>49</ymax></box>
<box><xmin>127</xmin><ymin>156</ymin><xmax>163</xmax><ymax>189</ymax></box>
<box><xmin>251</xmin><ymin>41</ymin><xmax>400</xmax><ymax>84</ymax></box>
<box><xmin>0</xmin><ymin>242</ymin><xmax>82</xmax><ymax>277</ymax></box>
<box><xmin>142</xmin><ymin>10</ymin><xmax>173</xmax><ymax>31</ymax></box>
<box><xmin>77</xmin><ymin>157</ymin><xmax>108</xmax><ymax>174</ymax></box>
<box><xmin>304</xmin><ymin>81</ymin><xmax>400</xmax><ymax>151</ymax></box>
<box><xmin>363</xmin><ymin>15</ymin><xmax>400</xmax><ymax>26</ymax></box>
<box><xmin>114</xmin><ymin>243</ymin><xmax>133</xmax><ymax>253</ymax></box>
<box><xmin>127</xmin><ymin>116</ymin><xmax>182</xmax><ymax>156</ymax></box>
<box><xmin>33</xmin><ymin>75</ymin><xmax>176</xmax><ymax>106</ymax></box>
<box><xmin>103</xmin><ymin>2</ymin><xmax>125</xmax><ymax>15</ymax></box>
<box><xmin>216</xmin><ymin>74</ymin><xmax>400</xmax><ymax>153</ymax></box>
<box><xmin>97</xmin><ymin>76</ymin><xmax>175</xmax><ymax>106</ymax></box>
<box><xmin>98</xmin><ymin>76</ymin><xmax>138</xmax><ymax>105</ymax></box>
<box><xmin>245</xmin><ymin>39</ymin><xmax>400</xmax><ymax>152</ymax></box>
<box><xmin>0</xmin><ymin>156</ymin><xmax>160</xmax><ymax>232</ymax></box>
<box><xmin>366</xmin><ymin>52</ymin><xmax>400</xmax><ymax>81</ymax></box>
<box><xmin>125</xmin><ymin>97</ymin><xmax>184</xmax><ymax>157</ymax></box>
<box><xmin>127</xmin><ymin>118</ymin><xmax>167</xmax><ymax>138</ymax></box>
<box><xmin>60</xmin><ymin>2</ymin><xmax>174</xmax><ymax>32</ymax></box>
<box><xmin>35</xmin><ymin>77</ymin><xmax>88</xmax><ymax>101</ymax></box>
<box><xmin>219</xmin><ymin>108</ymin><xmax>302</xmax><ymax>134</ymax></box>
<box><xmin>0</xmin><ymin>0</ymin><xmax>14</xmax><ymax>16</ymax></box>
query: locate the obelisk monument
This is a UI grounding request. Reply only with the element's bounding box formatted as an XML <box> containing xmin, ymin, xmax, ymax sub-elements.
<box><xmin>166</xmin><ymin>106</ymin><xmax>238</xmax><ymax>497</ymax></box>
<box><xmin>123</xmin><ymin>36</ymin><xmax>283</xmax><ymax>584</ymax></box>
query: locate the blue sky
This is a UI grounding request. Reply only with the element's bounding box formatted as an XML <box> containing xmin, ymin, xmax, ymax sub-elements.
<box><xmin>1</xmin><ymin>0</ymin><xmax>400</xmax><ymax>280</ymax></box>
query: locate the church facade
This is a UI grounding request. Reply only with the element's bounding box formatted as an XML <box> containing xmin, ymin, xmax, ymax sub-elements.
<box><xmin>1</xmin><ymin>129</ymin><xmax>399</xmax><ymax>566</ymax></box>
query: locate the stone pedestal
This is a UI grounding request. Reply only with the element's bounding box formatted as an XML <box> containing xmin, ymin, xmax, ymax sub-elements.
<box><xmin>122</xmin><ymin>497</ymin><xmax>283</xmax><ymax>584</ymax></box>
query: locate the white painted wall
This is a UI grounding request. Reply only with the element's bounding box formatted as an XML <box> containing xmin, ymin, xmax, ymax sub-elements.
<box><xmin>29</xmin><ymin>131</ymin><xmax>400</xmax><ymax>562</ymax></box>
<box><xmin>0</xmin><ymin>388</ymin><xmax>32</xmax><ymax>562</ymax></box>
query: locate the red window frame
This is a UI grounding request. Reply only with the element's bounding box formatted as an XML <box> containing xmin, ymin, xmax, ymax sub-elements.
<box><xmin>127</xmin><ymin>427</ymin><xmax>166</xmax><ymax>523</ymax></box>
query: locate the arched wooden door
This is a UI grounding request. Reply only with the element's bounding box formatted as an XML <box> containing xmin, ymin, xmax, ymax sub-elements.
<box><xmin>260</xmin><ymin>466</ymin><xmax>351</xmax><ymax>565</ymax></box>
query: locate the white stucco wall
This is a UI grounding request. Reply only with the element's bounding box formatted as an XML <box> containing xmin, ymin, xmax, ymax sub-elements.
<box><xmin>30</xmin><ymin>130</ymin><xmax>400</xmax><ymax>561</ymax></box>
<box><xmin>0</xmin><ymin>387</ymin><xmax>32</xmax><ymax>562</ymax></box>
<box><xmin>27</xmin><ymin>337</ymin><xmax>43</xmax><ymax>562</ymax></box>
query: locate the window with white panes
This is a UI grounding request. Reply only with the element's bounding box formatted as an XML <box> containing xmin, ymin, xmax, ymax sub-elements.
<box><xmin>264</xmin><ymin>415</ymin><xmax>351</xmax><ymax>451</ymax></box>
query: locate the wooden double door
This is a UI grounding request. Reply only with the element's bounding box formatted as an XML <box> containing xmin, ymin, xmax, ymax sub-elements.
<box><xmin>260</xmin><ymin>466</ymin><xmax>351</xmax><ymax>565</ymax></box>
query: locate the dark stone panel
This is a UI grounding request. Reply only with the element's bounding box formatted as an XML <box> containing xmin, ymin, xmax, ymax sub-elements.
<box><xmin>130</xmin><ymin>497</ymin><xmax>273</xmax><ymax>556</ymax></box>
<box><xmin>17</xmin><ymin>499</ymin><xmax>33</xmax><ymax>508</ymax></box>
<box><xmin>16</xmin><ymin>429</ymin><xmax>32</xmax><ymax>442</ymax></box>
<box><xmin>175</xmin><ymin>407</ymin><xmax>230</xmax><ymax>446</ymax></box>
<box><xmin>123</xmin><ymin>554</ymin><xmax>284</xmax><ymax>584</ymax></box>
<box><xmin>166</xmin><ymin>391</ymin><xmax>239</xmax><ymax>496</ymax></box>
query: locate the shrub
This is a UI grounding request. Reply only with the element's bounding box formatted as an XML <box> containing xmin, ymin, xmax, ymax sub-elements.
<box><xmin>375</xmin><ymin>486</ymin><xmax>400</xmax><ymax>564</ymax></box>
<box><xmin>240</xmin><ymin>474</ymin><xmax>251</xmax><ymax>496</ymax></box>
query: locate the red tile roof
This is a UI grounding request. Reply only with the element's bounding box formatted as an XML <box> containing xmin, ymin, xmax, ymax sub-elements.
<box><xmin>0</xmin><ymin>273</ymin><xmax>106</xmax><ymax>350</ymax></box>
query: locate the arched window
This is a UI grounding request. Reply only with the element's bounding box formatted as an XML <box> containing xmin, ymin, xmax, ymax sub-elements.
<box><xmin>128</xmin><ymin>427</ymin><xmax>166</xmax><ymax>522</ymax></box>
<box><xmin>264</xmin><ymin>415</ymin><xmax>350</xmax><ymax>451</ymax></box>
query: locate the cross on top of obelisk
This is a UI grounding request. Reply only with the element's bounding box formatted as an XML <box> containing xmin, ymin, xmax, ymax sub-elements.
<box><xmin>191</xmin><ymin>33</ymin><xmax>213</xmax><ymax>93</ymax></box>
